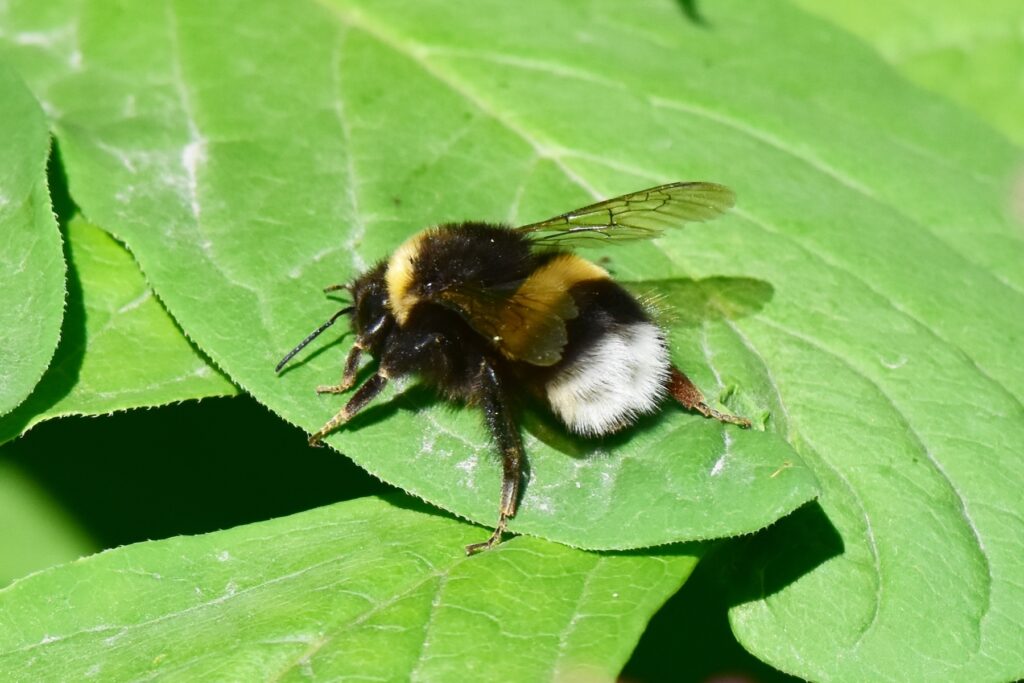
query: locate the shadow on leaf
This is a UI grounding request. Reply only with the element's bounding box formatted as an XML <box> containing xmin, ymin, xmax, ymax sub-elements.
<box><xmin>675</xmin><ymin>0</ymin><xmax>708</xmax><ymax>26</ymax></box>
<box><xmin>627</xmin><ymin>276</ymin><xmax>774</xmax><ymax>328</ymax></box>
<box><xmin>722</xmin><ymin>500</ymin><xmax>843</xmax><ymax>603</ymax></box>
<box><xmin>338</xmin><ymin>382</ymin><xmax>437</xmax><ymax>433</ymax></box>
<box><xmin>623</xmin><ymin>501</ymin><xmax>840</xmax><ymax>681</ymax></box>
<box><xmin>2</xmin><ymin>395</ymin><xmax>388</xmax><ymax>551</ymax></box>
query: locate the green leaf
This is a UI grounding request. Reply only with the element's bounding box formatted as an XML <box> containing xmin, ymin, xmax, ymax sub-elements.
<box><xmin>794</xmin><ymin>0</ymin><xmax>1024</xmax><ymax>147</ymax></box>
<box><xmin>0</xmin><ymin>495</ymin><xmax>696</xmax><ymax>681</ymax></box>
<box><xmin>0</xmin><ymin>62</ymin><xmax>63</xmax><ymax>417</ymax></box>
<box><xmin>0</xmin><ymin>0</ymin><xmax>815</xmax><ymax>551</ymax></box>
<box><xmin>0</xmin><ymin>216</ymin><xmax>236</xmax><ymax>446</ymax></box>
<box><xmin>2</xmin><ymin>2</ymin><xmax>1022</xmax><ymax>679</ymax></box>
<box><xmin>0</xmin><ymin>460</ymin><xmax>94</xmax><ymax>588</ymax></box>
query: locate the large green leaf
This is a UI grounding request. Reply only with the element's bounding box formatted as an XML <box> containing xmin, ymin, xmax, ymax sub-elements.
<box><xmin>0</xmin><ymin>495</ymin><xmax>695</xmax><ymax>681</ymax></box>
<box><xmin>795</xmin><ymin>0</ymin><xmax>1024</xmax><ymax>147</ymax></box>
<box><xmin>0</xmin><ymin>216</ymin><xmax>235</xmax><ymax>446</ymax></box>
<box><xmin>0</xmin><ymin>63</ymin><xmax>63</xmax><ymax>417</ymax></box>
<box><xmin>1</xmin><ymin>1</ymin><xmax>1021</xmax><ymax>680</ymax></box>
<box><xmin>0</xmin><ymin>0</ymin><xmax>815</xmax><ymax>551</ymax></box>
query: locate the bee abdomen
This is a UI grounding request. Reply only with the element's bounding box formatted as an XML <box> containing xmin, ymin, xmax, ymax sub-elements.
<box><xmin>545</xmin><ymin>281</ymin><xmax>670</xmax><ymax>437</ymax></box>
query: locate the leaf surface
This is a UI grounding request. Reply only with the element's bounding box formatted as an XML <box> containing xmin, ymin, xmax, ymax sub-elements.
<box><xmin>795</xmin><ymin>0</ymin><xmax>1024</xmax><ymax>146</ymax></box>
<box><xmin>0</xmin><ymin>496</ymin><xmax>695</xmax><ymax>682</ymax></box>
<box><xmin>0</xmin><ymin>0</ymin><xmax>815</xmax><ymax>550</ymax></box>
<box><xmin>0</xmin><ymin>217</ymin><xmax>235</xmax><ymax>445</ymax></box>
<box><xmin>0</xmin><ymin>2</ymin><xmax>1021</xmax><ymax>679</ymax></box>
<box><xmin>0</xmin><ymin>62</ymin><xmax>63</xmax><ymax>417</ymax></box>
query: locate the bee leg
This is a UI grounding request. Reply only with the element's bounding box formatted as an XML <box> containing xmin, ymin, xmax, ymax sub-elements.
<box><xmin>669</xmin><ymin>365</ymin><xmax>751</xmax><ymax>428</ymax></box>
<box><xmin>308</xmin><ymin>369</ymin><xmax>388</xmax><ymax>447</ymax></box>
<box><xmin>465</xmin><ymin>361</ymin><xmax>523</xmax><ymax>555</ymax></box>
<box><xmin>316</xmin><ymin>343</ymin><xmax>363</xmax><ymax>395</ymax></box>
<box><xmin>322</xmin><ymin>283</ymin><xmax>348</xmax><ymax>293</ymax></box>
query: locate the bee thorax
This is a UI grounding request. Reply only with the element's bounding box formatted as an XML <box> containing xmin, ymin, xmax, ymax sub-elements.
<box><xmin>545</xmin><ymin>322</ymin><xmax>669</xmax><ymax>436</ymax></box>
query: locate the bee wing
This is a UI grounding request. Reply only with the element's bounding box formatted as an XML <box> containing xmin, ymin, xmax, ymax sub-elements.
<box><xmin>514</xmin><ymin>182</ymin><xmax>735</xmax><ymax>248</ymax></box>
<box><xmin>436</xmin><ymin>277</ymin><xmax>577</xmax><ymax>367</ymax></box>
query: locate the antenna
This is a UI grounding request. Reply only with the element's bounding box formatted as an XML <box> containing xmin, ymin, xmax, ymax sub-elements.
<box><xmin>275</xmin><ymin>307</ymin><xmax>354</xmax><ymax>373</ymax></box>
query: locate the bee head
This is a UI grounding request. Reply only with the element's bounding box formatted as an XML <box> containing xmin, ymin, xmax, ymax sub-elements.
<box><xmin>349</xmin><ymin>261</ymin><xmax>393</xmax><ymax>353</ymax></box>
<box><xmin>274</xmin><ymin>261</ymin><xmax>395</xmax><ymax>374</ymax></box>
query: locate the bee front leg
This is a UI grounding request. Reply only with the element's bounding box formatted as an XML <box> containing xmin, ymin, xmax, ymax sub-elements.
<box><xmin>669</xmin><ymin>365</ymin><xmax>751</xmax><ymax>428</ymax></box>
<box><xmin>465</xmin><ymin>360</ymin><xmax>524</xmax><ymax>555</ymax></box>
<box><xmin>316</xmin><ymin>343</ymin><xmax>364</xmax><ymax>395</ymax></box>
<box><xmin>309</xmin><ymin>369</ymin><xmax>389</xmax><ymax>447</ymax></box>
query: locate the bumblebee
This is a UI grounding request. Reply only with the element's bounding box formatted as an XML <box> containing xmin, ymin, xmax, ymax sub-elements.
<box><xmin>277</xmin><ymin>182</ymin><xmax>750</xmax><ymax>553</ymax></box>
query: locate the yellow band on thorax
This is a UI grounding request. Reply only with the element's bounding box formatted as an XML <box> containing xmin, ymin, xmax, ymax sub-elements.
<box><xmin>385</xmin><ymin>230</ymin><xmax>428</xmax><ymax>324</ymax></box>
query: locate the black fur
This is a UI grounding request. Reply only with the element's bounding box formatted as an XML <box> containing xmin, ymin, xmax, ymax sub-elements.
<box><xmin>547</xmin><ymin>279</ymin><xmax>651</xmax><ymax>378</ymax></box>
<box><xmin>342</xmin><ymin>227</ymin><xmax>528</xmax><ymax>553</ymax></box>
<box><xmin>348</xmin><ymin>225</ymin><xmax>525</xmax><ymax>402</ymax></box>
<box><xmin>347</xmin><ymin>226</ymin><xmax>655</xmax><ymax>409</ymax></box>
<box><xmin>407</xmin><ymin>222</ymin><xmax>535</xmax><ymax>299</ymax></box>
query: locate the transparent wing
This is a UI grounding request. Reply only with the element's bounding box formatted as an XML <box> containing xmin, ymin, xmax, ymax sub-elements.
<box><xmin>515</xmin><ymin>182</ymin><xmax>735</xmax><ymax>248</ymax></box>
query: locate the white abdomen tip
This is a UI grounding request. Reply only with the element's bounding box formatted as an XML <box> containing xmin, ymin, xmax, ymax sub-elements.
<box><xmin>545</xmin><ymin>322</ymin><xmax>669</xmax><ymax>436</ymax></box>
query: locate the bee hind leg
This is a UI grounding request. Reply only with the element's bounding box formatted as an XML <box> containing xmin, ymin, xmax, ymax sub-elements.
<box><xmin>668</xmin><ymin>365</ymin><xmax>751</xmax><ymax>428</ymax></box>
<box><xmin>465</xmin><ymin>361</ymin><xmax>523</xmax><ymax>555</ymax></box>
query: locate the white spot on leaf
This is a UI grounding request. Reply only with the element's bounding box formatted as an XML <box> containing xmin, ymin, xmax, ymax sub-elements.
<box><xmin>710</xmin><ymin>454</ymin><xmax>727</xmax><ymax>476</ymax></box>
<box><xmin>182</xmin><ymin>139</ymin><xmax>207</xmax><ymax>220</ymax></box>
<box><xmin>880</xmin><ymin>354</ymin><xmax>908</xmax><ymax>370</ymax></box>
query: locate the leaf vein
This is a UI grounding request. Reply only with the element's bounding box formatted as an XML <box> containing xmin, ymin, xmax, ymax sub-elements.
<box><xmin>761</xmin><ymin>317</ymin><xmax>991</xmax><ymax>650</ymax></box>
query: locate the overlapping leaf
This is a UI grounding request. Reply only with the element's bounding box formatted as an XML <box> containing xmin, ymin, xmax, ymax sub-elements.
<box><xmin>0</xmin><ymin>217</ymin><xmax>235</xmax><ymax>446</ymax></box>
<box><xmin>0</xmin><ymin>496</ymin><xmax>696</xmax><ymax>681</ymax></box>
<box><xmin>0</xmin><ymin>63</ymin><xmax>63</xmax><ymax>417</ymax></box>
<box><xmin>0</xmin><ymin>0</ymin><xmax>815</xmax><ymax>551</ymax></box>
<box><xmin>0</xmin><ymin>1</ymin><xmax>1021</xmax><ymax>680</ymax></box>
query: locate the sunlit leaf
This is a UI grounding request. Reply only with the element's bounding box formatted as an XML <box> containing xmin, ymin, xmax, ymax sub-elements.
<box><xmin>0</xmin><ymin>217</ymin><xmax>235</xmax><ymax>445</ymax></box>
<box><xmin>0</xmin><ymin>0</ymin><xmax>815</xmax><ymax>551</ymax></box>
<box><xmin>795</xmin><ymin>0</ymin><xmax>1024</xmax><ymax>146</ymax></box>
<box><xmin>0</xmin><ymin>496</ymin><xmax>695</xmax><ymax>681</ymax></box>
<box><xmin>0</xmin><ymin>62</ymin><xmax>63</xmax><ymax>417</ymax></box>
<box><xmin>0</xmin><ymin>1</ymin><xmax>1021</xmax><ymax>679</ymax></box>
